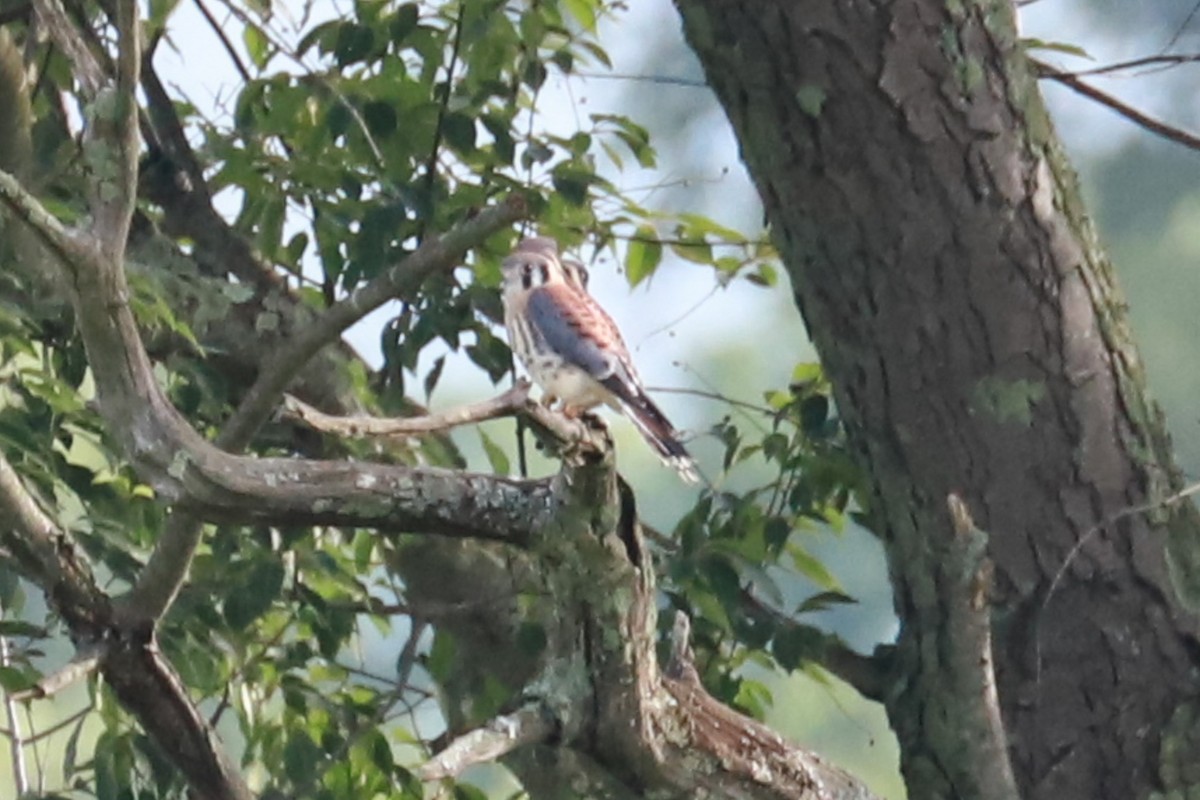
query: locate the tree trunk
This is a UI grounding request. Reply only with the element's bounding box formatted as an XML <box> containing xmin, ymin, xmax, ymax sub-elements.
<box><xmin>675</xmin><ymin>1</ymin><xmax>1200</xmax><ymax>798</ymax></box>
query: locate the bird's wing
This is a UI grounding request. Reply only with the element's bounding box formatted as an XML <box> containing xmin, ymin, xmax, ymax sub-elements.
<box><xmin>525</xmin><ymin>283</ymin><xmax>699</xmax><ymax>483</ymax></box>
<box><xmin>525</xmin><ymin>284</ymin><xmax>632</xmax><ymax>383</ymax></box>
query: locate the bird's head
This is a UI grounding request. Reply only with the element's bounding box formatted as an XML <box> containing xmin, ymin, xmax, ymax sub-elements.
<box><xmin>501</xmin><ymin>237</ymin><xmax>577</xmax><ymax>294</ymax></box>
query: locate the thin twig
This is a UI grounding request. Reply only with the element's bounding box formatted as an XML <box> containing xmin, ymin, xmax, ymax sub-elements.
<box><xmin>1063</xmin><ymin>53</ymin><xmax>1200</xmax><ymax>77</ymax></box>
<box><xmin>574</xmin><ymin>70</ymin><xmax>707</xmax><ymax>88</ymax></box>
<box><xmin>11</xmin><ymin>641</ymin><xmax>104</xmax><ymax>701</ymax></box>
<box><xmin>1036</xmin><ymin>478</ymin><xmax>1200</xmax><ymax>683</ymax></box>
<box><xmin>1163</xmin><ymin>0</ymin><xmax>1200</xmax><ymax>54</ymax></box>
<box><xmin>282</xmin><ymin>383</ymin><xmax>532</xmax><ymax>438</ymax></box>
<box><xmin>191</xmin><ymin>0</ymin><xmax>251</xmax><ymax>82</ymax></box>
<box><xmin>0</xmin><ymin>606</ymin><xmax>29</xmax><ymax>797</ymax></box>
<box><xmin>418</xmin><ymin>4</ymin><xmax>464</xmax><ymax>242</ymax></box>
<box><xmin>1035</xmin><ymin>59</ymin><xmax>1200</xmax><ymax>151</ymax></box>
<box><xmin>0</xmin><ymin>704</ymin><xmax>92</xmax><ymax>745</ymax></box>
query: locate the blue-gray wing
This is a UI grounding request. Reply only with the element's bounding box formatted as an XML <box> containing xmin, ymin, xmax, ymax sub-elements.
<box><xmin>525</xmin><ymin>284</ymin><xmax>620</xmax><ymax>380</ymax></box>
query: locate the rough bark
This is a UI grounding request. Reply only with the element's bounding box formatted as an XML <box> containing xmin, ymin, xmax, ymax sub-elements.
<box><xmin>407</xmin><ymin>461</ymin><xmax>880</xmax><ymax>800</ymax></box>
<box><xmin>676</xmin><ymin>1</ymin><xmax>1200</xmax><ymax>798</ymax></box>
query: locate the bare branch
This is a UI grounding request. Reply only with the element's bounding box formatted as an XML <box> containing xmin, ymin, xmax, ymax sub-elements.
<box><xmin>1064</xmin><ymin>53</ymin><xmax>1200</xmax><ymax>77</ymax></box>
<box><xmin>12</xmin><ymin>642</ymin><xmax>104</xmax><ymax>702</ymax></box>
<box><xmin>101</xmin><ymin>623</ymin><xmax>253</xmax><ymax>800</ymax></box>
<box><xmin>939</xmin><ymin>494</ymin><xmax>1019</xmax><ymax>800</ymax></box>
<box><xmin>1035</xmin><ymin>59</ymin><xmax>1200</xmax><ymax>151</ymax></box>
<box><xmin>13</xmin><ymin>192</ymin><xmax>528</xmax><ymax>602</ymax></box>
<box><xmin>0</xmin><ymin>454</ymin><xmax>109</xmax><ymax>627</ymax></box>
<box><xmin>219</xmin><ymin>195</ymin><xmax>526</xmax><ymax>449</ymax></box>
<box><xmin>31</xmin><ymin>0</ymin><xmax>105</xmax><ymax>96</ymax></box>
<box><xmin>170</xmin><ymin>455</ymin><xmax>550</xmax><ymax>542</ymax></box>
<box><xmin>88</xmin><ymin>0</ymin><xmax>140</xmax><ymax>257</ymax></box>
<box><xmin>121</xmin><ymin>515</ymin><xmax>204</xmax><ymax>621</ymax></box>
<box><xmin>0</xmin><ymin>617</ymin><xmax>29</xmax><ymax>796</ymax></box>
<box><xmin>0</xmin><ymin>167</ymin><xmax>95</xmax><ymax>272</ymax></box>
<box><xmin>282</xmin><ymin>381</ymin><xmax>609</xmax><ymax>458</ymax></box>
<box><xmin>283</xmin><ymin>384</ymin><xmax>536</xmax><ymax>438</ymax></box>
<box><xmin>418</xmin><ymin>703</ymin><xmax>557</xmax><ymax>782</ymax></box>
<box><xmin>0</xmin><ymin>705</ymin><xmax>91</xmax><ymax>745</ymax></box>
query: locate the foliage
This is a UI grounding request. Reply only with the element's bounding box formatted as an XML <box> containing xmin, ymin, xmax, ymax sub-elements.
<box><xmin>0</xmin><ymin>0</ymin><xmax>859</xmax><ymax>796</ymax></box>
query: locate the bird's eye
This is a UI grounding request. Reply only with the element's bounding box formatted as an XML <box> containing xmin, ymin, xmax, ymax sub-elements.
<box><xmin>521</xmin><ymin>263</ymin><xmax>533</xmax><ymax>290</ymax></box>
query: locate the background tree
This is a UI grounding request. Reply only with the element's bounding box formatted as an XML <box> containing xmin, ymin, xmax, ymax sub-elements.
<box><xmin>1</xmin><ymin>0</ymin><xmax>1198</xmax><ymax>799</ymax></box>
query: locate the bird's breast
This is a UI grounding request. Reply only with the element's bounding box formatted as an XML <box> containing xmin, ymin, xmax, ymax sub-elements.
<box><xmin>528</xmin><ymin>356</ymin><xmax>610</xmax><ymax>409</ymax></box>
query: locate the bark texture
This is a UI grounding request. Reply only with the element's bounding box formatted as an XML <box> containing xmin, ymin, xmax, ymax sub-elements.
<box><xmin>676</xmin><ymin>1</ymin><xmax>1200</xmax><ymax>798</ymax></box>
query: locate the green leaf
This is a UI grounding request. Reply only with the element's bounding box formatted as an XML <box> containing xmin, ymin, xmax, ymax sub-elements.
<box><xmin>563</xmin><ymin>0</ymin><xmax>597</xmax><ymax>31</ymax></box>
<box><xmin>243</xmin><ymin>23</ymin><xmax>271</xmax><ymax>69</ymax></box>
<box><xmin>423</xmin><ymin>355</ymin><xmax>445</xmax><ymax>399</ymax></box>
<box><xmin>0</xmin><ymin>664</ymin><xmax>34</xmax><ymax>692</ymax></box>
<box><xmin>772</xmin><ymin>623</ymin><xmax>821</xmax><ymax>670</ymax></box>
<box><xmin>796</xmin><ymin>590</ymin><xmax>857</xmax><ymax>614</ymax></box>
<box><xmin>479</xmin><ymin>430</ymin><xmax>511</xmax><ymax>475</ymax></box>
<box><xmin>625</xmin><ymin>225</ymin><xmax>662</xmax><ymax>286</ymax></box>
<box><xmin>283</xmin><ymin>731</ymin><xmax>321</xmax><ymax>785</ymax></box>
<box><xmin>0</xmin><ymin>620</ymin><xmax>46</xmax><ymax>637</ymax></box>
<box><xmin>390</xmin><ymin>4</ymin><xmax>420</xmax><ymax>42</ymax></box>
<box><xmin>1020</xmin><ymin>37</ymin><xmax>1092</xmax><ymax>59</ymax></box>
<box><xmin>551</xmin><ymin>172</ymin><xmax>588</xmax><ymax>205</ymax></box>
<box><xmin>788</xmin><ymin>543</ymin><xmax>842</xmax><ymax>591</ymax></box>
<box><xmin>426</xmin><ymin>630</ymin><xmax>456</xmax><ymax>683</ymax></box>
<box><xmin>733</xmin><ymin>678</ymin><xmax>773</xmax><ymax>719</ymax></box>
<box><xmin>442</xmin><ymin>112</ymin><xmax>477</xmax><ymax>153</ymax></box>
<box><xmin>224</xmin><ymin>560</ymin><xmax>285</xmax><ymax>629</ymax></box>
<box><xmin>334</xmin><ymin>22</ymin><xmax>376</xmax><ymax>66</ymax></box>
<box><xmin>363</xmin><ymin>100</ymin><xmax>398</xmax><ymax>138</ymax></box>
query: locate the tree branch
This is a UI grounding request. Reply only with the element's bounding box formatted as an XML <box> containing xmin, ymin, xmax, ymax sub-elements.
<box><xmin>218</xmin><ymin>195</ymin><xmax>526</xmax><ymax>449</ymax></box>
<box><xmin>100</xmin><ymin>621</ymin><xmax>253</xmax><ymax>800</ymax></box>
<box><xmin>31</xmin><ymin>0</ymin><xmax>104</xmax><ymax>96</ymax></box>
<box><xmin>0</xmin><ymin>172</ymin><xmax>528</xmax><ymax>603</ymax></box>
<box><xmin>418</xmin><ymin>702</ymin><xmax>557</xmax><ymax>781</ymax></box>
<box><xmin>937</xmin><ymin>494</ymin><xmax>1019</xmax><ymax>800</ymax></box>
<box><xmin>1035</xmin><ymin>59</ymin><xmax>1200</xmax><ymax>151</ymax></box>
<box><xmin>89</xmin><ymin>0</ymin><xmax>138</xmax><ymax>257</ymax></box>
<box><xmin>114</xmin><ymin>199</ymin><xmax>526</xmax><ymax>620</ymax></box>
<box><xmin>739</xmin><ymin>591</ymin><xmax>891</xmax><ymax>703</ymax></box>
<box><xmin>0</xmin><ymin>168</ymin><xmax>95</xmax><ymax>272</ymax></box>
<box><xmin>11</xmin><ymin>642</ymin><xmax>103</xmax><ymax>701</ymax></box>
<box><xmin>283</xmin><ymin>384</ymin><xmax>538</xmax><ymax>438</ymax></box>
<box><xmin>0</xmin><ymin>453</ymin><xmax>109</xmax><ymax>629</ymax></box>
<box><xmin>282</xmin><ymin>381</ymin><xmax>610</xmax><ymax>459</ymax></box>
<box><xmin>0</xmin><ymin>616</ymin><xmax>30</xmax><ymax>797</ymax></box>
<box><xmin>0</xmin><ymin>454</ymin><xmax>253</xmax><ymax>800</ymax></box>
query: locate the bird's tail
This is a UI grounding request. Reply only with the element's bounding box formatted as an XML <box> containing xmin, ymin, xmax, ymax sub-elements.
<box><xmin>614</xmin><ymin>391</ymin><xmax>699</xmax><ymax>484</ymax></box>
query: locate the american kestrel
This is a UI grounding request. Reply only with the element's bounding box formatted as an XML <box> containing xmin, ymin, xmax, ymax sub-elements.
<box><xmin>500</xmin><ymin>236</ymin><xmax>699</xmax><ymax>483</ymax></box>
